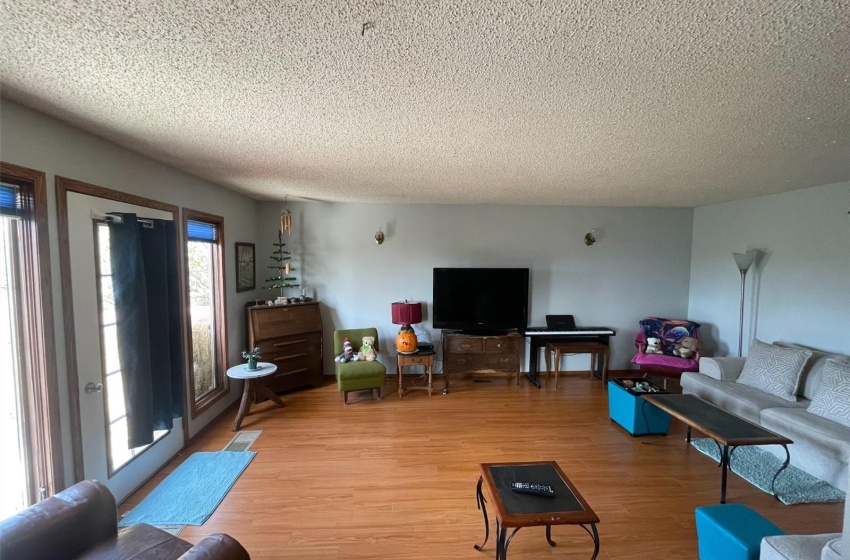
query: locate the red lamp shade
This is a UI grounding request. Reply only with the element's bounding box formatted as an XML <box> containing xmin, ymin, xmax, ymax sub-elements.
<box><xmin>391</xmin><ymin>301</ymin><xmax>422</xmax><ymax>326</ymax></box>
<box><xmin>392</xmin><ymin>301</ymin><xmax>422</xmax><ymax>353</ymax></box>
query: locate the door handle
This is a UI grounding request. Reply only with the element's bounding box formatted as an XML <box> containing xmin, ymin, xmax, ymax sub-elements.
<box><xmin>85</xmin><ymin>382</ymin><xmax>104</xmax><ymax>394</ymax></box>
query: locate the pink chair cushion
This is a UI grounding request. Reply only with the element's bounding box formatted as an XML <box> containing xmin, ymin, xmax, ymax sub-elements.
<box><xmin>631</xmin><ymin>352</ymin><xmax>699</xmax><ymax>372</ymax></box>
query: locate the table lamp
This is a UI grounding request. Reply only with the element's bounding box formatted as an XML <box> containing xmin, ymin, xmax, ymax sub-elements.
<box><xmin>392</xmin><ymin>301</ymin><xmax>422</xmax><ymax>354</ymax></box>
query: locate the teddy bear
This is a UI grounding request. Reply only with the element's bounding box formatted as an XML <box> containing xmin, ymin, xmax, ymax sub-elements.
<box><xmin>673</xmin><ymin>336</ymin><xmax>699</xmax><ymax>359</ymax></box>
<box><xmin>358</xmin><ymin>336</ymin><xmax>378</xmax><ymax>361</ymax></box>
<box><xmin>645</xmin><ymin>337</ymin><xmax>663</xmax><ymax>354</ymax></box>
<box><xmin>334</xmin><ymin>338</ymin><xmax>355</xmax><ymax>363</ymax></box>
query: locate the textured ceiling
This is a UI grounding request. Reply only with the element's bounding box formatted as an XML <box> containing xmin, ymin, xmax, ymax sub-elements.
<box><xmin>2</xmin><ymin>1</ymin><xmax>849</xmax><ymax>207</ymax></box>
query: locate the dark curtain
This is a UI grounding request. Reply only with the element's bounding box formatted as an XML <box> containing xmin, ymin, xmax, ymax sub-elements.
<box><xmin>110</xmin><ymin>213</ymin><xmax>183</xmax><ymax>448</ymax></box>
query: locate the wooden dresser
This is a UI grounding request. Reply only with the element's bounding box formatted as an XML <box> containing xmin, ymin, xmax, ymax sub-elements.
<box><xmin>443</xmin><ymin>332</ymin><xmax>522</xmax><ymax>385</ymax></box>
<box><xmin>245</xmin><ymin>301</ymin><xmax>323</xmax><ymax>399</ymax></box>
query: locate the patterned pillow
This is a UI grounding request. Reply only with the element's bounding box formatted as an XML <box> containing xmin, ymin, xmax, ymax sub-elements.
<box><xmin>736</xmin><ymin>339</ymin><xmax>812</xmax><ymax>402</ymax></box>
<box><xmin>807</xmin><ymin>359</ymin><xmax>850</xmax><ymax>428</ymax></box>
<box><xmin>639</xmin><ymin>317</ymin><xmax>701</xmax><ymax>357</ymax></box>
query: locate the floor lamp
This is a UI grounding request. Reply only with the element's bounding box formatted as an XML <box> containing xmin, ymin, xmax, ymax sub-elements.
<box><xmin>732</xmin><ymin>250</ymin><xmax>757</xmax><ymax>357</ymax></box>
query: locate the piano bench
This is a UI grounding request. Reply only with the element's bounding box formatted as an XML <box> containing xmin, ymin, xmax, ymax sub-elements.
<box><xmin>544</xmin><ymin>341</ymin><xmax>610</xmax><ymax>389</ymax></box>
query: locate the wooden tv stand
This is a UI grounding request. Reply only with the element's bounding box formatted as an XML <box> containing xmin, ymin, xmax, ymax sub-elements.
<box><xmin>442</xmin><ymin>331</ymin><xmax>522</xmax><ymax>385</ymax></box>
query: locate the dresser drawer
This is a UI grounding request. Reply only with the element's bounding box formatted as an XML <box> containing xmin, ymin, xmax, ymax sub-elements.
<box><xmin>249</xmin><ymin>303</ymin><xmax>321</xmax><ymax>340</ymax></box>
<box><xmin>256</xmin><ymin>332</ymin><xmax>322</xmax><ymax>356</ymax></box>
<box><xmin>447</xmin><ymin>337</ymin><xmax>484</xmax><ymax>353</ymax></box>
<box><xmin>484</xmin><ymin>337</ymin><xmax>519</xmax><ymax>353</ymax></box>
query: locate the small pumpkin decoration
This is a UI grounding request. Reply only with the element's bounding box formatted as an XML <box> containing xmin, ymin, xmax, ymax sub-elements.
<box><xmin>395</xmin><ymin>326</ymin><xmax>418</xmax><ymax>353</ymax></box>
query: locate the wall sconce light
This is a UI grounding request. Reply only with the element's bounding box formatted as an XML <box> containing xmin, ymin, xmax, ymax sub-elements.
<box><xmin>584</xmin><ymin>229</ymin><xmax>597</xmax><ymax>246</ymax></box>
<box><xmin>374</xmin><ymin>226</ymin><xmax>384</xmax><ymax>245</ymax></box>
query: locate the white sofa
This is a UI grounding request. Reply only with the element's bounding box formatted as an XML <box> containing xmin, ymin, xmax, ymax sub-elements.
<box><xmin>760</xmin><ymin>533</ymin><xmax>841</xmax><ymax>560</ymax></box>
<box><xmin>680</xmin><ymin>343</ymin><xmax>849</xmax><ymax>492</ymax></box>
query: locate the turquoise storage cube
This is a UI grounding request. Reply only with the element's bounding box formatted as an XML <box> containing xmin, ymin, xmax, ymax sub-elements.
<box><xmin>607</xmin><ymin>378</ymin><xmax>671</xmax><ymax>435</ymax></box>
<box><xmin>695</xmin><ymin>503</ymin><xmax>784</xmax><ymax>560</ymax></box>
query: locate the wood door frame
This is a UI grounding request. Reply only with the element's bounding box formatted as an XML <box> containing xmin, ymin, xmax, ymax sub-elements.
<box><xmin>182</xmin><ymin>207</ymin><xmax>230</xmax><ymax>418</ymax></box>
<box><xmin>0</xmin><ymin>161</ymin><xmax>62</xmax><ymax>500</ymax></box>
<box><xmin>55</xmin><ymin>176</ymin><xmax>187</xmax><ymax>482</ymax></box>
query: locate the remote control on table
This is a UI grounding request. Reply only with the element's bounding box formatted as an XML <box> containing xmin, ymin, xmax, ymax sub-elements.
<box><xmin>509</xmin><ymin>482</ymin><xmax>555</xmax><ymax>497</ymax></box>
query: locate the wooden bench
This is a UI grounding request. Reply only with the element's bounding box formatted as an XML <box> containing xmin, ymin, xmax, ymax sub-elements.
<box><xmin>544</xmin><ymin>340</ymin><xmax>610</xmax><ymax>389</ymax></box>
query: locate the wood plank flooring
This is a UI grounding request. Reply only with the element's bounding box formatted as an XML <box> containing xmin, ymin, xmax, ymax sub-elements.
<box><xmin>119</xmin><ymin>374</ymin><xmax>845</xmax><ymax>559</ymax></box>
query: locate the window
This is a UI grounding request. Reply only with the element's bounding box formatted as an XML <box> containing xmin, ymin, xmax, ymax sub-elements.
<box><xmin>0</xmin><ymin>164</ymin><xmax>60</xmax><ymax>517</ymax></box>
<box><xmin>183</xmin><ymin>209</ymin><xmax>227</xmax><ymax>415</ymax></box>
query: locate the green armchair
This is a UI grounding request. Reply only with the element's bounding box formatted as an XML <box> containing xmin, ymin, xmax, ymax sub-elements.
<box><xmin>334</xmin><ymin>328</ymin><xmax>387</xmax><ymax>405</ymax></box>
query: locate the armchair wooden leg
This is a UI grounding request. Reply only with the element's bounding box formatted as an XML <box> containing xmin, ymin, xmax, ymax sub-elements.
<box><xmin>343</xmin><ymin>391</ymin><xmax>348</xmax><ymax>405</ymax></box>
<box><xmin>372</xmin><ymin>388</ymin><xmax>381</xmax><ymax>401</ymax></box>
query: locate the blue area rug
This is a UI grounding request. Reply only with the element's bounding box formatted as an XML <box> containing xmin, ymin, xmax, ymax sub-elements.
<box><xmin>119</xmin><ymin>451</ymin><xmax>256</xmax><ymax>526</ymax></box>
<box><xmin>690</xmin><ymin>438</ymin><xmax>845</xmax><ymax>505</ymax></box>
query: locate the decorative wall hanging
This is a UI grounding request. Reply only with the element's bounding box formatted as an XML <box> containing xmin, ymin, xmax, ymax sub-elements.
<box><xmin>235</xmin><ymin>242</ymin><xmax>255</xmax><ymax>292</ymax></box>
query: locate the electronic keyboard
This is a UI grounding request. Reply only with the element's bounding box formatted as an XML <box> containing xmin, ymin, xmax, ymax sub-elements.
<box><xmin>523</xmin><ymin>327</ymin><xmax>615</xmax><ymax>336</ymax></box>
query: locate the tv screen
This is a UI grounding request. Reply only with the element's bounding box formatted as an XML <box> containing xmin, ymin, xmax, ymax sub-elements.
<box><xmin>432</xmin><ymin>268</ymin><xmax>529</xmax><ymax>332</ymax></box>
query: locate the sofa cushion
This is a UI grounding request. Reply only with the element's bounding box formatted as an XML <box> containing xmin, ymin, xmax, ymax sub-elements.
<box><xmin>681</xmin><ymin>371</ymin><xmax>806</xmax><ymax>424</ymax></box>
<box><xmin>760</xmin><ymin>407</ymin><xmax>850</xmax><ymax>464</ymax></box>
<box><xmin>776</xmin><ymin>341</ymin><xmax>850</xmax><ymax>400</ymax></box>
<box><xmin>737</xmin><ymin>339</ymin><xmax>812</xmax><ymax>402</ymax></box>
<box><xmin>760</xmin><ymin>533</ymin><xmax>842</xmax><ymax>560</ymax></box>
<box><xmin>807</xmin><ymin>359</ymin><xmax>850</xmax><ymax>429</ymax></box>
<box><xmin>822</xmin><ymin>538</ymin><xmax>841</xmax><ymax>560</ymax></box>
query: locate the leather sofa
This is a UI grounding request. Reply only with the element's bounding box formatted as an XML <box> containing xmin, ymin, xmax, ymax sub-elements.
<box><xmin>0</xmin><ymin>479</ymin><xmax>250</xmax><ymax>560</ymax></box>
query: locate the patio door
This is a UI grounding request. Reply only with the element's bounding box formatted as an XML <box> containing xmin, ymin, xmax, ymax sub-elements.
<box><xmin>63</xmin><ymin>188</ymin><xmax>185</xmax><ymax>503</ymax></box>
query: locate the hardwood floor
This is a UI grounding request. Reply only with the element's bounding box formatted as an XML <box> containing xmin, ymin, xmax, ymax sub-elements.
<box><xmin>120</xmin><ymin>374</ymin><xmax>845</xmax><ymax>559</ymax></box>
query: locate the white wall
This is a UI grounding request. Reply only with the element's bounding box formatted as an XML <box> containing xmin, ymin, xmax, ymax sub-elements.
<box><xmin>0</xmin><ymin>99</ymin><xmax>264</xmax><ymax>486</ymax></box>
<box><xmin>688</xmin><ymin>182</ymin><xmax>850</xmax><ymax>357</ymax></box>
<box><xmin>257</xmin><ymin>201</ymin><xmax>695</xmax><ymax>374</ymax></box>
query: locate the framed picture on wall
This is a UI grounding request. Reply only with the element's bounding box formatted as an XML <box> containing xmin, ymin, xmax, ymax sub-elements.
<box><xmin>236</xmin><ymin>242</ymin><xmax>255</xmax><ymax>292</ymax></box>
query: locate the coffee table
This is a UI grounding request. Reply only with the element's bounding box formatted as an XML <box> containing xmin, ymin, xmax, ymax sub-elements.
<box><xmin>642</xmin><ymin>394</ymin><xmax>793</xmax><ymax>504</ymax></box>
<box><xmin>475</xmin><ymin>461</ymin><xmax>600</xmax><ymax>559</ymax></box>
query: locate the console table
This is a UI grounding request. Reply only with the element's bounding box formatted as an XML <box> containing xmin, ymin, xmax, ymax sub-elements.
<box><xmin>443</xmin><ymin>332</ymin><xmax>522</xmax><ymax>385</ymax></box>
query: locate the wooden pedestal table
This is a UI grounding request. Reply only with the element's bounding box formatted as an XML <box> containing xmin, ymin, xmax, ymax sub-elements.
<box><xmin>544</xmin><ymin>341</ymin><xmax>610</xmax><ymax>389</ymax></box>
<box><xmin>396</xmin><ymin>350</ymin><xmax>444</xmax><ymax>398</ymax></box>
<box><xmin>226</xmin><ymin>362</ymin><xmax>285</xmax><ymax>431</ymax></box>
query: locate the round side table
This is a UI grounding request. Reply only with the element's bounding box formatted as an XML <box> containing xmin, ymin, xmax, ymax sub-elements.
<box><xmin>226</xmin><ymin>362</ymin><xmax>285</xmax><ymax>431</ymax></box>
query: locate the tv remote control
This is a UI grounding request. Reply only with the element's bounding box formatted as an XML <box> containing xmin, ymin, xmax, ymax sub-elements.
<box><xmin>509</xmin><ymin>482</ymin><xmax>555</xmax><ymax>497</ymax></box>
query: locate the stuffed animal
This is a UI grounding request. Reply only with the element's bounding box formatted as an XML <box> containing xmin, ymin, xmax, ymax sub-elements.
<box><xmin>334</xmin><ymin>338</ymin><xmax>355</xmax><ymax>363</ymax></box>
<box><xmin>673</xmin><ymin>336</ymin><xmax>699</xmax><ymax>359</ymax></box>
<box><xmin>645</xmin><ymin>337</ymin><xmax>663</xmax><ymax>354</ymax></box>
<box><xmin>358</xmin><ymin>336</ymin><xmax>378</xmax><ymax>361</ymax></box>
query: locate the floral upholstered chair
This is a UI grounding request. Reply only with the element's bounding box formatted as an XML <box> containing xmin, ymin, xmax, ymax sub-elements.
<box><xmin>631</xmin><ymin>317</ymin><xmax>701</xmax><ymax>388</ymax></box>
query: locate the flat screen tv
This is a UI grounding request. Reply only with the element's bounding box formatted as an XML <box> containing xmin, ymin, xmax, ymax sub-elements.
<box><xmin>432</xmin><ymin>268</ymin><xmax>529</xmax><ymax>332</ymax></box>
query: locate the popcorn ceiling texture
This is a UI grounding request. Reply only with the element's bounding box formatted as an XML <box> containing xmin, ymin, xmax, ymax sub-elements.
<box><xmin>1</xmin><ymin>1</ymin><xmax>849</xmax><ymax>206</ymax></box>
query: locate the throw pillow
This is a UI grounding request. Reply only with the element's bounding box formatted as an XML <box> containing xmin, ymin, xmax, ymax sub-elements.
<box><xmin>807</xmin><ymin>359</ymin><xmax>850</xmax><ymax>429</ymax></box>
<box><xmin>736</xmin><ymin>339</ymin><xmax>812</xmax><ymax>402</ymax></box>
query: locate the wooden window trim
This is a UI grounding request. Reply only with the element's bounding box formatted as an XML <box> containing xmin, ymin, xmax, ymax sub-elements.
<box><xmin>55</xmin><ymin>176</ymin><xmax>187</xmax><ymax>482</ymax></box>
<box><xmin>182</xmin><ymin>207</ymin><xmax>229</xmax><ymax>418</ymax></box>
<box><xmin>0</xmin><ymin>161</ymin><xmax>62</xmax><ymax>499</ymax></box>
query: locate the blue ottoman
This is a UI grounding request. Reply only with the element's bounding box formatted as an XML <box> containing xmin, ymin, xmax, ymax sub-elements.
<box><xmin>695</xmin><ymin>504</ymin><xmax>785</xmax><ymax>560</ymax></box>
<box><xmin>608</xmin><ymin>378</ymin><xmax>671</xmax><ymax>435</ymax></box>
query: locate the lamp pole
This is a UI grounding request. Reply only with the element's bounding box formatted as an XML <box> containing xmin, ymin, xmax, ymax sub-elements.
<box><xmin>732</xmin><ymin>251</ymin><xmax>757</xmax><ymax>357</ymax></box>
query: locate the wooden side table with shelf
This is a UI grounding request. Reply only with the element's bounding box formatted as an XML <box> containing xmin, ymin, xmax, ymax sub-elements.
<box><xmin>396</xmin><ymin>349</ymin><xmax>445</xmax><ymax>397</ymax></box>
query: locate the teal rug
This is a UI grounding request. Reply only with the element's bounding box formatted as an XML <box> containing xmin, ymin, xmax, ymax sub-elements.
<box><xmin>119</xmin><ymin>451</ymin><xmax>256</xmax><ymax>526</ymax></box>
<box><xmin>690</xmin><ymin>438</ymin><xmax>845</xmax><ymax>505</ymax></box>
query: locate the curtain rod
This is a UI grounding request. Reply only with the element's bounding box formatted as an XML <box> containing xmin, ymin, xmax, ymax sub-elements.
<box><xmin>90</xmin><ymin>211</ymin><xmax>155</xmax><ymax>227</ymax></box>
